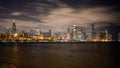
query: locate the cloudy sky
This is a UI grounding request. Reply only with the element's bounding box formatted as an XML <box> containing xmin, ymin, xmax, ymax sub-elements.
<box><xmin>0</xmin><ymin>0</ymin><xmax>120</xmax><ymax>39</ymax></box>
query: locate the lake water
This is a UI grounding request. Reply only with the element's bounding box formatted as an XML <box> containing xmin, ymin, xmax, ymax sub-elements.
<box><xmin>0</xmin><ymin>42</ymin><xmax>120</xmax><ymax>68</ymax></box>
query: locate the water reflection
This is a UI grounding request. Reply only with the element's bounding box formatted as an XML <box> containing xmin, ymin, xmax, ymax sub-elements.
<box><xmin>0</xmin><ymin>42</ymin><xmax>119</xmax><ymax>68</ymax></box>
<box><xmin>9</xmin><ymin>63</ymin><xmax>17</xmax><ymax>68</ymax></box>
<box><xmin>10</xmin><ymin>43</ymin><xmax>19</xmax><ymax>68</ymax></box>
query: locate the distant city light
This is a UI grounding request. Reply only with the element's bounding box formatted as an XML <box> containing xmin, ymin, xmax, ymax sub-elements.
<box><xmin>14</xmin><ymin>33</ymin><xmax>18</xmax><ymax>37</ymax></box>
<box><xmin>0</xmin><ymin>19</ymin><xmax>119</xmax><ymax>42</ymax></box>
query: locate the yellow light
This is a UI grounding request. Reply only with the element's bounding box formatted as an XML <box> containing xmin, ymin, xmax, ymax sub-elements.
<box><xmin>94</xmin><ymin>39</ymin><xmax>97</xmax><ymax>42</ymax></box>
<box><xmin>14</xmin><ymin>33</ymin><xmax>18</xmax><ymax>37</ymax></box>
<box><xmin>101</xmin><ymin>39</ymin><xmax>105</xmax><ymax>42</ymax></box>
<box><xmin>105</xmin><ymin>39</ymin><xmax>108</xmax><ymax>42</ymax></box>
<box><xmin>41</xmin><ymin>37</ymin><xmax>44</xmax><ymax>39</ymax></box>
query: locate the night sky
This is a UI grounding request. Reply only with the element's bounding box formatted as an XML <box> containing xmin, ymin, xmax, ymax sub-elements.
<box><xmin>0</xmin><ymin>0</ymin><xmax>120</xmax><ymax>40</ymax></box>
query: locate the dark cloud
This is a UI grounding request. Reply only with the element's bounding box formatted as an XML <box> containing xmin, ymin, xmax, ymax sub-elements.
<box><xmin>0</xmin><ymin>0</ymin><xmax>59</xmax><ymax>22</ymax></box>
<box><xmin>0</xmin><ymin>0</ymin><xmax>119</xmax><ymax>21</ymax></box>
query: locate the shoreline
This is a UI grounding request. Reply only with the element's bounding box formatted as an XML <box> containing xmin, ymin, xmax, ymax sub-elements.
<box><xmin>0</xmin><ymin>40</ymin><xmax>119</xmax><ymax>43</ymax></box>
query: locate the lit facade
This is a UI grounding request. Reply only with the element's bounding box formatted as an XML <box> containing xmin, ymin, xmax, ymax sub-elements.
<box><xmin>73</xmin><ymin>25</ymin><xmax>78</xmax><ymax>41</ymax></box>
<box><xmin>12</xmin><ymin>19</ymin><xmax>17</xmax><ymax>35</ymax></box>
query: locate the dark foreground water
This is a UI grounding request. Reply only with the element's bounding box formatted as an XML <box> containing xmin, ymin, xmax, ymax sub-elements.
<box><xmin>0</xmin><ymin>42</ymin><xmax>120</xmax><ymax>68</ymax></box>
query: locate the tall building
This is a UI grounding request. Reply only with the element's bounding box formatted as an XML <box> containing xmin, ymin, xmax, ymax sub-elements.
<box><xmin>6</xmin><ymin>27</ymin><xmax>10</xmax><ymax>34</ymax></box>
<box><xmin>73</xmin><ymin>25</ymin><xmax>78</xmax><ymax>41</ymax></box>
<box><xmin>67</xmin><ymin>28</ymin><xmax>70</xmax><ymax>33</ymax></box>
<box><xmin>36</xmin><ymin>29</ymin><xmax>40</xmax><ymax>35</ymax></box>
<box><xmin>12</xmin><ymin>19</ymin><xmax>17</xmax><ymax>35</ymax></box>
<box><xmin>49</xmin><ymin>29</ymin><xmax>52</xmax><ymax>37</ymax></box>
<box><xmin>99</xmin><ymin>30</ymin><xmax>112</xmax><ymax>41</ymax></box>
<box><xmin>77</xmin><ymin>28</ymin><xmax>83</xmax><ymax>41</ymax></box>
<box><xmin>65</xmin><ymin>33</ymin><xmax>71</xmax><ymax>41</ymax></box>
<box><xmin>91</xmin><ymin>24</ymin><xmax>96</xmax><ymax>40</ymax></box>
<box><xmin>104</xmin><ymin>30</ymin><xmax>112</xmax><ymax>41</ymax></box>
<box><xmin>67</xmin><ymin>27</ymin><xmax>73</xmax><ymax>39</ymax></box>
<box><xmin>77</xmin><ymin>27</ymin><xmax>86</xmax><ymax>41</ymax></box>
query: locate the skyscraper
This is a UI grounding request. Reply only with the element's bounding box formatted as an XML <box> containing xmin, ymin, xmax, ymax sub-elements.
<box><xmin>12</xmin><ymin>19</ymin><xmax>17</xmax><ymax>35</ymax></box>
<box><xmin>77</xmin><ymin>27</ymin><xmax>86</xmax><ymax>41</ymax></box>
<box><xmin>77</xmin><ymin>28</ymin><xmax>83</xmax><ymax>41</ymax></box>
<box><xmin>73</xmin><ymin>25</ymin><xmax>78</xmax><ymax>41</ymax></box>
<box><xmin>91</xmin><ymin>24</ymin><xmax>96</xmax><ymax>40</ymax></box>
<box><xmin>49</xmin><ymin>29</ymin><xmax>52</xmax><ymax>37</ymax></box>
<box><xmin>91</xmin><ymin>24</ymin><xmax>96</xmax><ymax>36</ymax></box>
<box><xmin>6</xmin><ymin>27</ymin><xmax>10</xmax><ymax>34</ymax></box>
<box><xmin>105</xmin><ymin>30</ymin><xmax>109</xmax><ymax>40</ymax></box>
<box><xmin>67</xmin><ymin>28</ymin><xmax>70</xmax><ymax>33</ymax></box>
<box><xmin>67</xmin><ymin>27</ymin><xmax>73</xmax><ymax>39</ymax></box>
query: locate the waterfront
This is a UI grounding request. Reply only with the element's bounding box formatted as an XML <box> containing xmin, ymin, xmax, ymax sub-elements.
<box><xmin>0</xmin><ymin>42</ymin><xmax>120</xmax><ymax>68</ymax></box>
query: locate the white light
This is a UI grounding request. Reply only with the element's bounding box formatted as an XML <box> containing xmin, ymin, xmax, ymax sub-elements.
<box><xmin>14</xmin><ymin>33</ymin><xmax>18</xmax><ymax>37</ymax></box>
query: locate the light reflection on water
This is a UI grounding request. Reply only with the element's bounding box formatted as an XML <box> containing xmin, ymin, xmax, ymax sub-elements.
<box><xmin>0</xmin><ymin>42</ymin><xmax>120</xmax><ymax>68</ymax></box>
<box><xmin>10</xmin><ymin>43</ymin><xmax>19</xmax><ymax>68</ymax></box>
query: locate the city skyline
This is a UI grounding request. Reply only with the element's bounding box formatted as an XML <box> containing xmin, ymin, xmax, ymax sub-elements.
<box><xmin>0</xmin><ymin>19</ymin><xmax>119</xmax><ymax>40</ymax></box>
<box><xmin>0</xmin><ymin>20</ymin><xmax>116</xmax><ymax>42</ymax></box>
<box><xmin>0</xmin><ymin>0</ymin><xmax>120</xmax><ymax>40</ymax></box>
